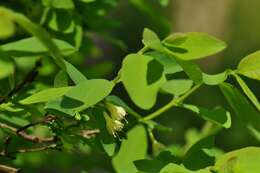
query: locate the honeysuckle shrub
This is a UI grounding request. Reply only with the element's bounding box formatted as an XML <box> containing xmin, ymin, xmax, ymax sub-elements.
<box><xmin>0</xmin><ymin>1</ymin><xmax>260</xmax><ymax>173</ymax></box>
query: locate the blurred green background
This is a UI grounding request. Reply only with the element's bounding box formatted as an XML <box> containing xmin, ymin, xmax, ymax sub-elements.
<box><xmin>1</xmin><ymin>0</ymin><xmax>260</xmax><ymax>172</ymax></box>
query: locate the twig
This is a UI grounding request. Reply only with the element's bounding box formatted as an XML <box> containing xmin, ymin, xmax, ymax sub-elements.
<box><xmin>0</xmin><ymin>164</ymin><xmax>20</xmax><ymax>173</ymax></box>
<box><xmin>80</xmin><ymin>129</ymin><xmax>100</xmax><ymax>139</ymax></box>
<box><xmin>17</xmin><ymin>115</ymin><xmax>58</xmax><ymax>133</ymax></box>
<box><xmin>0</xmin><ymin>122</ymin><xmax>55</xmax><ymax>143</ymax></box>
<box><xmin>8</xmin><ymin>143</ymin><xmax>60</xmax><ymax>155</ymax></box>
<box><xmin>0</xmin><ymin>60</ymin><xmax>42</xmax><ymax>104</ymax></box>
<box><xmin>141</xmin><ymin>84</ymin><xmax>202</xmax><ymax>121</ymax></box>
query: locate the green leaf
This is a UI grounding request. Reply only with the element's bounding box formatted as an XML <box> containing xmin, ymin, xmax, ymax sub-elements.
<box><xmin>134</xmin><ymin>151</ymin><xmax>178</xmax><ymax>173</ymax></box>
<box><xmin>202</xmin><ymin>71</ymin><xmax>228</xmax><ymax>85</ymax></box>
<box><xmin>47</xmin><ymin>9</ymin><xmax>75</xmax><ymax>33</ymax></box>
<box><xmin>220</xmin><ymin>83</ymin><xmax>260</xmax><ymax>141</ymax></box>
<box><xmin>182</xmin><ymin>135</ymin><xmax>215</xmax><ymax>170</ymax></box>
<box><xmin>0</xmin><ymin>37</ymin><xmax>76</xmax><ymax>57</ymax></box>
<box><xmin>146</xmin><ymin>51</ymin><xmax>183</xmax><ymax>74</ymax></box>
<box><xmin>159</xmin><ymin>163</ymin><xmax>211</xmax><ymax>173</ymax></box>
<box><xmin>176</xmin><ymin>60</ymin><xmax>203</xmax><ymax>84</ymax></box>
<box><xmin>237</xmin><ymin>50</ymin><xmax>260</xmax><ymax>80</ymax></box>
<box><xmin>0</xmin><ymin>57</ymin><xmax>14</xmax><ymax>79</ymax></box>
<box><xmin>0</xmin><ymin>7</ymin><xmax>66</xmax><ymax>70</ymax></box>
<box><xmin>214</xmin><ymin>147</ymin><xmax>260</xmax><ymax>173</ymax></box>
<box><xmin>0</xmin><ymin>12</ymin><xmax>15</xmax><ymax>39</ymax></box>
<box><xmin>121</xmin><ymin>54</ymin><xmax>166</xmax><ymax>109</ymax></box>
<box><xmin>46</xmin><ymin>79</ymin><xmax>114</xmax><ymax>115</ymax></box>
<box><xmin>54</xmin><ymin>70</ymin><xmax>68</xmax><ymax>87</ymax></box>
<box><xmin>64</xmin><ymin>60</ymin><xmax>88</xmax><ymax>84</ymax></box>
<box><xmin>182</xmin><ymin>104</ymin><xmax>231</xmax><ymax>128</ymax></box>
<box><xmin>42</xmin><ymin>0</ymin><xmax>74</xmax><ymax>9</ymax></box>
<box><xmin>165</xmin><ymin>32</ymin><xmax>226</xmax><ymax>60</ymax></box>
<box><xmin>232</xmin><ymin>73</ymin><xmax>260</xmax><ymax>112</ymax></box>
<box><xmin>0</xmin><ymin>113</ymin><xmax>29</xmax><ymax>126</ymax></box>
<box><xmin>20</xmin><ymin>87</ymin><xmax>72</xmax><ymax>104</ymax></box>
<box><xmin>112</xmin><ymin>125</ymin><xmax>147</xmax><ymax>173</ymax></box>
<box><xmin>102</xmin><ymin>142</ymin><xmax>116</xmax><ymax>157</ymax></box>
<box><xmin>142</xmin><ymin>28</ymin><xmax>164</xmax><ymax>52</ymax></box>
<box><xmin>161</xmin><ymin>80</ymin><xmax>193</xmax><ymax>96</ymax></box>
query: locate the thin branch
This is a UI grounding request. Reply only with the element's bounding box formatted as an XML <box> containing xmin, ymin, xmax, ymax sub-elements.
<box><xmin>8</xmin><ymin>143</ymin><xmax>60</xmax><ymax>155</ymax></box>
<box><xmin>17</xmin><ymin>115</ymin><xmax>58</xmax><ymax>133</ymax></box>
<box><xmin>141</xmin><ymin>84</ymin><xmax>202</xmax><ymax>121</ymax></box>
<box><xmin>0</xmin><ymin>60</ymin><xmax>42</xmax><ymax>104</ymax></box>
<box><xmin>0</xmin><ymin>164</ymin><xmax>20</xmax><ymax>173</ymax></box>
<box><xmin>80</xmin><ymin>129</ymin><xmax>100</xmax><ymax>139</ymax></box>
<box><xmin>0</xmin><ymin>122</ymin><xmax>55</xmax><ymax>143</ymax></box>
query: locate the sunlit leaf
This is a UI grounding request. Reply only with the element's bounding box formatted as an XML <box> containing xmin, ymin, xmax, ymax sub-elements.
<box><xmin>112</xmin><ymin>125</ymin><xmax>147</xmax><ymax>173</ymax></box>
<box><xmin>237</xmin><ymin>50</ymin><xmax>260</xmax><ymax>80</ymax></box>
<box><xmin>121</xmin><ymin>53</ymin><xmax>166</xmax><ymax>109</ymax></box>
<box><xmin>20</xmin><ymin>87</ymin><xmax>72</xmax><ymax>104</ymax></box>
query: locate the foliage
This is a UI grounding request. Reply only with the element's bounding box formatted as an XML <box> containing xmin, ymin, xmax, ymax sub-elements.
<box><xmin>0</xmin><ymin>1</ymin><xmax>259</xmax><ymax>173</ymax></box>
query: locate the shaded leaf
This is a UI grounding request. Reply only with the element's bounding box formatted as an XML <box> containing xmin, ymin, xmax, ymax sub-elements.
<box><xmin>182</xmin><ymin>135</ymin><xmax>215</xmax><ymax>170</ymax></box>
<box><xmin>233</xmin><ymin>73</ymin><xmax>260</xmax><ymax>112</ymax></box>
<box><xmin>220</xmin><ymin>83</ymin><xmax>260</xmax><ymax>141</ymax></box>
<box><xmin>146</xmin><ymin>51</ymin><xmax>183</xmax><ymax>74</ymax></box>
<box><xmin>182</xmin><ymin>104</ymin><xmax>231</xmax><ymax>128</ymax></box>
<box><xmin>176</xmin><ymin>60</ymin><xmax>203</xmax><ymax>84</ymax></box>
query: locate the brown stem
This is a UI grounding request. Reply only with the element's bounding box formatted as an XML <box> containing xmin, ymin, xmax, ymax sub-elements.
<box><xmin>0</xmin><ymin>164</ymin><xmax>20</xmax><ymax>173</ymax></box>
<box><xmin>0</xmin><ymin>122</ymin><xmax>55</xmax><ymax>143</ymax></box>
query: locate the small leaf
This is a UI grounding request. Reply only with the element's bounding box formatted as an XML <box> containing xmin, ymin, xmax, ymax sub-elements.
<box><xmin>112</xmin><ymin>125</ymin><xmax>147</xmax><ymax>173</ymax></box>
<box><xmin>182</xmin><ymin>104</ymin><xmax>231</xmax><ymax>128</ymax></box>
<box><xmin>42</xmin><ymin>0</ymin><xmax>75</xmax><ymax>9</ymax></box>
<box><xmin>142</xmin><ymin>28</ymin><xmax>164</xmax><ymax>52</ymax></box>
<box><xmin>47</xmin><ymin>9</ymin><xmax>75</xmax><ymax>33</ymax></box>
<box><xmin>64</xmin><ymin>60</ymin><xmax>88</xmax><ymax>84</ymax></box>
<box><xmin>161</xmin><ymin>80</ymin><xmax>193</xmax><ymax>96</ymax></box>
<box><xmin>1</xmin><ymin>37</ymin><xmax>76</xmax><ymax>57</ymax></box>
<box><xmin>54</xmin><ymin>70</ymin><xmax>68</xmax><ymax>87</ymax></box>
<box><xmin>0</xmin><ymin>55</ymin><xmax>14</xmax><ymax>79</ymax></box>
<box><xmin>147</xmin><ymin>59</ymin><xmax>164</xmax><ymax>85</ymax></box>
<box><xmin>237</xmin><ymin>50</ymin><xmax>260</xmax><ymax>80</ymax></box>
<box><xmin>165</xmin><ymin>32</ymin><xmax>227</xmax><ymax>60</ymax></box>
<box><xmin>0</xmin><ymin>12</ymin><xmax>15</xmax><ymax>39</ymax></box>
<box><xmin>20</xmin><ymin>87</ymin><xmax>72</xmax><ymax>104</ymax></box>
<box><xmin>214</xmin><ymin>147</ymin><xmax>260</xmax><ymax>173</ymax></box>
<box><xmin>159</xmin><ymin>163</ymin><xmax>211</xmax><ymax>173</ymax></box>
<box><xmin>202</xmin><ymin>71</ymin><xmax>228</xmax><ymax>85</ymax></box>
<box><xmin>220</xmin><ymin>83</ymin><xmax>260</xmax><ymax>141</ymax></box>
<box><xmin>121</xmin><ymin>54</ymin><xmax>166</xmax><ymax>109</ymax></box>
